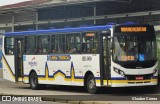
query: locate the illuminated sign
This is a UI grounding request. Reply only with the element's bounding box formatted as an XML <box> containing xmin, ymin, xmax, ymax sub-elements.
<box><xmin>47</xmin><ymin>55</ymin><xmax>71</xmax><ymax>61</ymax></box>
<box><xmin>121</xmin><ymin>56</ymin><xmax>135</xmax><ymax>61</ymax></box>
<box><xmin>121</xmin><ymin>27</ymin><xmax>147</xmax><ymax>32</ymax></box>
<box><xmin>139</xmin><ymin>54</ymin><xmax>144</xmax><ymax>61</ymax></box>
<box><xmin>86</xmin><ymin>33</ymin><xmax>95</xmax><ymax>37</ymax></box>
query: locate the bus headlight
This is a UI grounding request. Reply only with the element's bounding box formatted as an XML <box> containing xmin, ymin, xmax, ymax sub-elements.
<box><xmin>114</xmin><ymin>67</ymin><xmax>125</xmax><ymax>77</ymax></box>
<box><xmin>153</xmin><ymin>68</ymin><xmax>158</xmax><ymax>75</ymax></box>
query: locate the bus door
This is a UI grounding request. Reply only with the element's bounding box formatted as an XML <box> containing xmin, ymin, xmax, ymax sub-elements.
<box><xmin>101</xmin><ymin>30</ymin><xmax>111</xmax><ymax>86</ymax></box>
<box><xmin>15</xmin><ymin>38</ymin><xmax>24</xmax><ymax>82</ymax></box>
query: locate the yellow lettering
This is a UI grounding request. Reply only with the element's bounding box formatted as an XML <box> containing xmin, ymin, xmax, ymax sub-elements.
<box><xmin>121</xmin><ymin>27</ymin><xmax>146</xmax><ymax>32</ymax></box>
<box><xmin>59</xmin><ymin>56</ymin><xmax>69</xmax><ymax>60</ymax></box>
<box><xmin>51</xmin><ymin>56</ymin><xmax>57</xmax><ymax>60</ymax></box>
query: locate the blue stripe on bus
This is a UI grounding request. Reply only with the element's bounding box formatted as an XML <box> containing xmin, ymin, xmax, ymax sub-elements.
<box><xmin>48</xmin><ymin>69</ymin><xmax>71</xmax><ymax>78</ymax></box>
<box><xmin>95</xmin><ymin>77</ymin><xmax>101</xmax><ymax>80</ymax></box>
<box><xmin>111</xmin><ymin>77</ymin><xmax>126</xmax><ymax>80</ymax></box>
<box><xmin>5</xmin><ymin>25</ymin><xmax>113</xmax><ymax>36</ymax></box>
<box><xmin>37</xmin><ymin>75</ymin><xmax>46</xmax><ymax>77</ymax></box>
<box><xmin>152</xmin><ymin>76</ymin><xmax>158</xmax><ymax>79</ymax></box>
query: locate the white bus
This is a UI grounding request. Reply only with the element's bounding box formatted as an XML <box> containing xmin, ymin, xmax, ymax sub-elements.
<box><xmin>2</xmin><ymin>23</ymin><xmax>158</xmax><ymax>94</ymax></box>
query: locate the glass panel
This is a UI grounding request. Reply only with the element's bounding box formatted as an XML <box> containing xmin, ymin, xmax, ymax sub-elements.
<box><xmin>25</xmin><ymin>36</ymin><xmax>36</xmax><ymax>54</ymax></box>
<box><xmin>113</xmin><ymin>36</ymin><xmax>156</xmax><ymax>62</ymax></box>
<box><xmin>51</xmin><ymin>35</ymin><xmax>58</xmax><ymax>53</ymax></box>
<box><xmin>82</xmin><ymin>32</ymin><xmax>98</xmax><ymax>53</ymax></box>
<box><xmin>5</xmin><ymin>37</ymin><xmax>14</xmax><ymax>54</ymax></box>
<box><xmin>37</xmin><ymin>35</ymin><xmax>50</xmax><ymax>54</ymax></box>
<box><xmin>67</xmin><ymin>34</ymin><xmax>76</xmax><ymax>53</ymax></box>
<box><xmin>74</xmin><ymin>33</ymin><xmax>81</xmax><ymax>53</ymax></box>
<box><xmin>58</xmin><ymin>35</ymin><xmax>65</xmax><ymax>53</ymax></box>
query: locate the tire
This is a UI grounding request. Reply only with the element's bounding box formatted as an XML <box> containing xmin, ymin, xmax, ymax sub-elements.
<box><xmin>86</xmin><ymin>75</ymin><xmax>97</xmax><ymax>94</ymax></box>
<box><xmin>29</xmin><ymin>72</ymin><xmax>40</xmax><ymax>90</ymax></box>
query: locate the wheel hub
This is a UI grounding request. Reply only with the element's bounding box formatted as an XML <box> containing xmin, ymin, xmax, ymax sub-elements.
<box><xmin>89</xmin><ymin>79</ymin><xmax>95</xmax><ymax>89</ymax></box>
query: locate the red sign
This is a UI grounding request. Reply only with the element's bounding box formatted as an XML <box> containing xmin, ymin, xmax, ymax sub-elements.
<box><xmin>136</xmin><ymin>76</ymin><xmax>144</xmax><ymax>80</ymax></box>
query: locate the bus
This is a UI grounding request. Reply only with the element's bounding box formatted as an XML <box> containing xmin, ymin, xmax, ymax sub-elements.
<box><xmin>2</xmin><ymin>23</ymin><xmax>158</xmax><ymax>94</ymax></box>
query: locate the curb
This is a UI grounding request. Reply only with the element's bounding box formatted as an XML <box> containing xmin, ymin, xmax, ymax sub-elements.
<box><xmin>42</xmin><ymin>97</ymin><xmax>111</xmax><ymax>104</ymax></box>
<box><xmin>42</xmin><ymin>96</ymin><xmax>110</xmax><ymax>104</ymax></box>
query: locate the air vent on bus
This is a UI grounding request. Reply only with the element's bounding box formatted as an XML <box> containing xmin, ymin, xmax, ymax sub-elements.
<box><xmin>128</xmin><ymin>81</ymin><xmax>151</xmax><ymax>84</ymax></box>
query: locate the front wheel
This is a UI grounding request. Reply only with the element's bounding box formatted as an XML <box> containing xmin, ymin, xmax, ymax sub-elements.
<box><xmin>30</xmin><ymin>72</ymin><xmax>39</xmax><ymax>90</ymax></box>
<box><xmin>87</xmin><ymin>75</ymin><xmax>97</xmax><ymax>94</ymax></box>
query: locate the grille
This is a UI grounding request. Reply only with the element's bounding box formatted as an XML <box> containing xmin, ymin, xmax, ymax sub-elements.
<box><xmin>128</xmin><ymin>81</ymin><xmax>151</xmax><ymax>84</ymax></box>
<box><xmin>125</xmin><ymin>74</ymin><xmax>152</xmax><ymax>80</ymax></box>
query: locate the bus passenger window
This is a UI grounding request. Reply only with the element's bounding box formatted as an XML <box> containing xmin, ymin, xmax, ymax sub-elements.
<box><xmin>66</xmin><ymin>34</ymin><xmax>74</xmax><ymax>53</ymax></box>
<box><xmin>58</xmin><ymin>35</ymin><xmax>65</xmax><ymax>53</ymax></box>
<box><xmin>5</xmin><ymin>37</ymin><xmax>14</xmax><ymax>55</ymax></box>
<box><xmin>51</xmin><ymin>49</ymin><xmax>56</xmax><ymax>53</ymax></box>
<box><xmin>37</xmin><ymin>35</ymin><xmax>50</xmax><ymax>54</ymax></box>
<box><xmin>82</xmin><ymin>32</ymin><xmax>98</xmax><ymax>53</ymax></box>
<box><xmin>69</xmin><ymin>47</ymin><xmax>77</xmax><ymax>53</ymax></box>
<box><xmin>66</xmin><ymin>33</ymin><xmax>81</xmax><ymax>54</ymax></box>
<box><xmin>25</xmin><ymin>36</ymin><xmax>36</xmax><ymax>54</ymax></box>
<box><xmin>51</xmin><ymin>35</ymin><xmax>58</xmax><ymax>53</ymax></box>
<box><xmin>74</xmin><ymin>34</ymin><xmax>81</xmax><ymax>53</ymax></box>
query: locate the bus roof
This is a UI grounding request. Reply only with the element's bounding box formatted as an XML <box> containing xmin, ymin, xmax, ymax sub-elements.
<box><xmin>5</xmin><ymin>25</ymin><xmax>113</xmax><ymax>36</ymax></box>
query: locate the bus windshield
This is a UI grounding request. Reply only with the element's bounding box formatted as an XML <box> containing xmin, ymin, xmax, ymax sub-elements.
<box><xmin>113</xmin><ymin>35</ymin><xmax>157</xmax><ymax>62</ymax></box>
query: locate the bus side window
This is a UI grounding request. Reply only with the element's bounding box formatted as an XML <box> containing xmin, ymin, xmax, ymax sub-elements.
<box><xmin>51</xmin><ymin>35</ymin><xmax>58</xmax><ymax>54</ymax></box>
<box><xmin>37</xmin><ymin>35</ymin><xmax>50</xmax><ymax>54</ymax></box>
<box><xmin>66</xmin><ymin>34</ymin><xmax>75</xmax><ymax>53</ymax></box>
<box><xmin>25</xmin><ymin>36</ymin><xmax>36</xmax><ymax>54</ymax></box>
<box><xmin>5</xmin><ymin>37</ymin><xmax>14</xmax><ymax>55</ymax></box>
<box><xmin>66</xmin><ymin>33</ymin><xmax>81</xmax><ymax>54</ymax></box>
<box><xmin>74</xmin><ymin>33</ymin><xmax>81</xmax><ymax>53</ymax></box>
<box><xmin>58</xmin><ymin>34</ymin><xmax>65</xmax><ymax>53</ymax></box>
<box><xmin>82</xmin><ymin>32</ymin><xmax>98</xmax><ymax>53</ymax></box>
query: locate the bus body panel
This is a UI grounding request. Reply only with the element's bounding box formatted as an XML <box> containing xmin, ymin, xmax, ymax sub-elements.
<box><xmin>23</xmin><ymin>54</ymin><xmax>101</xmax><ymax>86</ymax></box>
<box><xmin>2</xmin><ymin>55</ymin><xmax>15</xmax><ymax>82</ymax></box>
<box><xmin>109</xmin><ymin>61</ymin><xmax>158</xmax><ymax>87</ymax></box>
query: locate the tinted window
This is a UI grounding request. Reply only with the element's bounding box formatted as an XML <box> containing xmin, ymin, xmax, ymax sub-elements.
<box><xmin>37</xmin><ymin>35</ymin><xmax>50</xmax><ymax>54</ymax></box>
<box><xmin>82</xmin><ymin>32</ymin><xmax>98</xmax><ymax>53</ymax></box>
<box><xmin>66</xmin><ymin>33</ymin><xmax>81</xmax><ymax>53</ymax></box>
<box><xmin>5</xmin><ymin>37</ymin><xmax>14</xmax><ymax>55</ymax></box>
<box><xmin>25</xmin><ymin>36</ymin><xmax>36</xmax><ymax>54</ymax></box>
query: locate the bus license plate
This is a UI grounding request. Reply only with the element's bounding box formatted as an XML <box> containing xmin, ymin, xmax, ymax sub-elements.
<box><xmin>136</xmin><ymin>76</ymin><xmax>144</xmax><ymax>80</ymax></box>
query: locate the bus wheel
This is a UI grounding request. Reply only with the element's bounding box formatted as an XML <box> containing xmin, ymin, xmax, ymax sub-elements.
<box><xmin>30</xmin><ymin>72</ymin><xmax>39</xmax><ymax>90</ymax></box>
<box><xmin>87</xmin><ymin>75</ymin><xmax>97</xmax><ymax>94</ymax></box>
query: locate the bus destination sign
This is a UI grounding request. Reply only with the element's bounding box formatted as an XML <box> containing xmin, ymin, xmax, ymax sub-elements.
<box><xmin>121</xmin><ymin>27</ymin><xmax>147</xmax><ymax>32</ymax></box>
